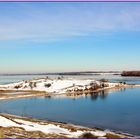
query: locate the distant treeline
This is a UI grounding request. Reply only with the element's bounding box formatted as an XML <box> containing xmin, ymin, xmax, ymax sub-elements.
<box><xmin>0</xmin><ymin>71</ymin><xmax>121</xmax><ymax>76</ymax></box>
<box><xmin>121</xmin><ymin>71</ymin><xmax>140</xmax><ymax>77</ymax></box>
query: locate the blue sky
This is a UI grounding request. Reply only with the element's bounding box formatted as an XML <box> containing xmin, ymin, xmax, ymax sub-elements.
<box><xmin>0</xmin><ymin>2</ymin><xmax>140</xmax><ymax>73</ymax></box>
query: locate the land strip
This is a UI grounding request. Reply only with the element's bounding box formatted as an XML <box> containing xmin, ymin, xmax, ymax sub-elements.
<box><xmin>0</xmin><ymin>113</ymin><xmax>135</xmax><ymax>139</ymax></box>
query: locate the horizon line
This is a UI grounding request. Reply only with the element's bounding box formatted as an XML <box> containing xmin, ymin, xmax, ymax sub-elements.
<box><xmin>0</xmin><ymin>71</ymin><xmax>131</xmax><ymax>75</ymax></box>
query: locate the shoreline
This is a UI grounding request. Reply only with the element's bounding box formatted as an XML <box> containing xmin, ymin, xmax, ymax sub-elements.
<box><xmin>0</xmin><ymin>91</ymin><xmax>48</xmax><ymax>101</ymax></box>
<box><xmin>0</xmin><ymin>113</ymin><xmax>135</xmax><ymax>139</ymax></box>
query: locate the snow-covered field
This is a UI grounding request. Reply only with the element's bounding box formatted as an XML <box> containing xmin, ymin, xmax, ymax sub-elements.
<box><xmin>0</xmin><ymin>77</ymin><xmax>122</xmax><ymax>95</ymax></box>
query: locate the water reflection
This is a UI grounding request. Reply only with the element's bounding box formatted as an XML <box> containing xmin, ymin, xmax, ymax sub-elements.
<box><xmin>90</xmin><ymin>93</ymin><xmax>98</xmax><ymax>100</ymax></box>
<box><xmin>90</xmin><ymin>90</ymin><xmax>108</xmax><ymax>101</ymax></box>
<box><xmin>43</xmin><ymin>88</ymin><xmax>126</xmax><ymax>101</ymax></box>
<box><xmin>99</xmin><ymin>90</ymin><xmax>108</xmax><ymax>99</ymax></box>
<box><xmin>43</xmin><ymin>90</ymin><xmax>109</xmax><ymax>101</ymax></box>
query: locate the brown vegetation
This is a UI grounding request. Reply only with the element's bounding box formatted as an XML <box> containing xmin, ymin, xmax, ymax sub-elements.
<box><xmin>44</xmin><ymin>83</ymin><xmax>51</xmax><ymax>88</ymax></box>
<box><xmin>80</xmin><ymin>132</ymin><xmax>98</xmax><ymax>139</ymax></box>
<box><xmin>0</xmin><ymin>126</ymin><xmax>67</xmax><ymax>138</ymax></box>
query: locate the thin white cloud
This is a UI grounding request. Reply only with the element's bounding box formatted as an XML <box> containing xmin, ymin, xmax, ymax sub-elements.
<box><xmin>0</xmin><ymin>3</ymin><xmax>140</xmax><ymax>42</ymax></box>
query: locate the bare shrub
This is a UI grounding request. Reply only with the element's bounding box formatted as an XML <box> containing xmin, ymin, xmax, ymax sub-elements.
<box><xmin>14</xmin><ymin>85</ymin><xmax>22</xmax><ymax>89</ymax></box>
<box><xmin>80</xmin><ymin>132</ymin><xmax>98</xmax><ymax>139</ymax></box>
<box><xmin>44</xmin><ymin>83</ymin><xmax>51</xmax><ymax>88</ymax></box>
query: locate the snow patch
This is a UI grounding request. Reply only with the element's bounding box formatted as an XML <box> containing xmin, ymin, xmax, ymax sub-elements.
<box><xmin>0</xmin><ymin>115</ymin><xmax>106</xmax><ymax>138</ymax></box>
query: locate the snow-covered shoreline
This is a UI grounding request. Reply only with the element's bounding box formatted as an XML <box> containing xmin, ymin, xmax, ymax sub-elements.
<box><xmin>0</xmin><ymin>113</ymin><xmax>134</xmax><ymax>138</ymax></box>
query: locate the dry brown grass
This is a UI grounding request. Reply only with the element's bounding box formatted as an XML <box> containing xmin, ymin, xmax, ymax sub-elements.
<box><xmin>105</xmin><ymin>133</ymin><xmax>124</xmax><ymax>139</ymax></box>
<box><xmin>0</xmin><ymin>128</ymin><xmax>4</xmax><ymax>138</ymax></box>
<box><xmin>0</xmin><ymin>126</ymin><xmax>68</xmax><ymax>138</ymax></box>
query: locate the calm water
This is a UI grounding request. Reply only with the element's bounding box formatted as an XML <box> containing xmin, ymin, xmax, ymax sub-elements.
<box><xmin>0</xmin><ymin>74</ymin><xmax>140</xmax><ymax>84</ymax></box>
<box><xmin>0</xmin><ymin>88</ymin><xmax>140</xmax><ymax>136</ymax></box>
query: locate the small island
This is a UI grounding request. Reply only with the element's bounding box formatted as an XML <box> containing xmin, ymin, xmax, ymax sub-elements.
<box><xmin>0</xmin><ymin>77</ymin><xmax>140</xmax><ymax>100</ymax></box>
